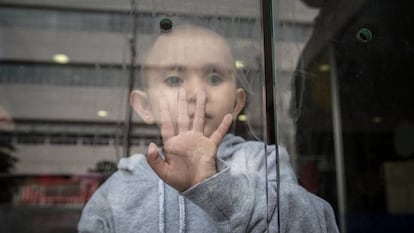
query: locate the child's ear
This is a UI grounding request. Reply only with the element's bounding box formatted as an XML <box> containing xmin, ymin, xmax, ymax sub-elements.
<box><xmin>130</xmin><ymin>90</ymin><xmax>155</xmax><ymax>124</ymax></box>
<box><xmin>232</xmin><ymin>88</ymin><xmax>247</xmax><ymax>120</ymax></box>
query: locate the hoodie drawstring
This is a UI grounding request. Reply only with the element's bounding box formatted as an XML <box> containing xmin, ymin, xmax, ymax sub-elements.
<box><xmin>178</xmin><ymin>195</ymin><xmax>186</xmax><ymax>233</ymax></box>
<box><xmin>159</xmin><ymin>179</ymin><xmax>165</xmax><ymax>233</ymax></box>
<box><xmin>158</xmin><ymin>179</ymin><xmax>186</xmax><ymax>233</ymax></box>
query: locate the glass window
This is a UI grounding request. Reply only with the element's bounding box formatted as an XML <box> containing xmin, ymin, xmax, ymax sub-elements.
<box><xmin>0</xmin><ymin>1</ymin><xmax>283</xmax><ymax>232</ymax></box>
<box><xmin>7</xmin><ymin>0</ymin><xmax>412</xmax><ymax>232</ymax></box>
<box><xmin>275</xmin><ymin>0</ymin><xmax>414</xmax><ymax>232</ymax></box>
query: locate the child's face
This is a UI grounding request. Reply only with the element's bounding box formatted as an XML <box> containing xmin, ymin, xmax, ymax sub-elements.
<box><xmin>132</xmin><ymin>28</ymin><xmax>246</xmax><ymax>137</ymax></box>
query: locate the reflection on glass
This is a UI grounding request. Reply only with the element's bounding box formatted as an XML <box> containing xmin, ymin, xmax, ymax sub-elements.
<box><xmin>290</xmin><ymin>0</ymin><xmax>414</xmax><ymax>232</ymax></box>
<box><xmin>0</xmin><ymin>0</ymin><xmax>342</xmax><ymax>232</ymax></box>
<box><xmin>0</xmin><ymin>1</ymin><xmax>274</xmax><ymax>232</ymax></box>
<box><xmin>7</xmin><ymin>0</ymin><xmax>409</xmax><ymax>232</ymax></box>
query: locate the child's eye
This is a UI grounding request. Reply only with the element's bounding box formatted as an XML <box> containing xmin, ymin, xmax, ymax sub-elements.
<box><xmin>164</xmin><ymin>76</ymin><xmax>183</xmax><ymax>86</ymax></box>
<box><xmin>206</xmin><ymin>74</ymin><xmax>223</xmax><ymax>86</ymax></box>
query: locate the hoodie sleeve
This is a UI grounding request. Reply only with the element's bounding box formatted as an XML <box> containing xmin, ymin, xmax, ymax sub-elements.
<box><xmin>182</xmin><ymin>159</ymin><xmax>268</xmax><ymax>232</ymax></box>
<box><xmin>78</xmin><ymin>179</ymin><xmax>115</xmax><ymax>233</ymax></box>
<box><xmin>277</xmin><ymin>182</ymin><xmax>339</xmax><ymax>233</ymax></box>
<box><xmin>182</xmin><ymin>145</ymin><xmax>339</xmax><ymax>233</ymax></box>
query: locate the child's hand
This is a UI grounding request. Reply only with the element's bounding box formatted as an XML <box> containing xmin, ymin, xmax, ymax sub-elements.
<box><xmin>146</xmin><ymin>89</ymin><xmax>233</xmax><ymax>192</ymax></box>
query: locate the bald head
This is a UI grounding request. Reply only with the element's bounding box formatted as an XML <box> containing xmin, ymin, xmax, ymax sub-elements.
<box><xmin>141</xmin><ymin>25</ymin><xmax>236</xmax><ymax>87</ymax></box>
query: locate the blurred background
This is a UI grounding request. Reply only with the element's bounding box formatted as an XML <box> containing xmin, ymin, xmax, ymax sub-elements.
<box><xmin>0</xmin><ymin>0</ymin><xmax>413</xmax><ymax>232</ymax></box>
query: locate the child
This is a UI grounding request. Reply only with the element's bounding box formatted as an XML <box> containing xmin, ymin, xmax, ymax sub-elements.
<box><xmin>78</xmin><ymin>25</ymin><xmax>339</xmax><ymax>233</ymax></box>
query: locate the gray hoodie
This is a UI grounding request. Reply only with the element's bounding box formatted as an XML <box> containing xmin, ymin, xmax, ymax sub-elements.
<box><xmin>78</xmin><ymin>134</ymin><xmax>339</xmax><ymax>233</ymax></box>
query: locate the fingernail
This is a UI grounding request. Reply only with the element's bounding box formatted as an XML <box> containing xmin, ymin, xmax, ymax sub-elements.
<box><xmin>148</xmin><ymin>143</ymin><xmax>159</xmax><ymax>160</ymax></box>
<box><xmin>148</xmin><ymin>143</ymin><xmax>155</xmax><ymax>152</ymax></box>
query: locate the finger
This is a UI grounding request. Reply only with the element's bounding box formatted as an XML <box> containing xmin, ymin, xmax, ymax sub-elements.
<box><xmin>177</xmin><ymin>88</ymin><xmax>190</xmax><ymax>133</ymax></box>
<box><xmin>210</xmin><ymin>113</ymin><xmax>232</xmax><ymax>145</ymax></box>
<box><xmin>146</xmin><ymin>143</ymin><xmax>169</xmax><ymax>180</ymax></box>
<box><xmin>193</xmin><ymin>91</ymin><xmax>206</xmax><ymax>132</ymax></box>
<box><xmin>159</xmin><ymin>94</ymin><xmax>175</xmax><ymax>140</ymax></box>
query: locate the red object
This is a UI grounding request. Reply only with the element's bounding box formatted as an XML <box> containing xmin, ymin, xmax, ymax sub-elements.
<box><xmin>17</xmin><ymin>175</ymin><xmax>104</xmax><ymax>206</ymax></box>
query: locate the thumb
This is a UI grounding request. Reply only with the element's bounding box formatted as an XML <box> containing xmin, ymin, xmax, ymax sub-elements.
<box><xmin>146</xmin><ymin>143</ymin><xmax>167</xmax><ymax>177</ymax></box>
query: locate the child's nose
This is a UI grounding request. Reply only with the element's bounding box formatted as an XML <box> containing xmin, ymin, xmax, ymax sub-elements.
<box><xmin>185</xmin><ymin>78</ymin><xmax>206</xmax><ymax>102</ymax></box>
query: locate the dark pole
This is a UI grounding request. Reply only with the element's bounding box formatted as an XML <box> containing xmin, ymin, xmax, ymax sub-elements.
<box><xmin>262</xmin><ymin>0</ymin><xmax>280</xmax><ymax>232</ymax></box>
<box><xmin>262</xmin><ymin>0</ymin><xmax>277</xmax><ymax>146</ymax></box>
<box><xmin>123</xmin><ymin>0</ymin><xmax>138</xmax><ymax>157</ymax></box>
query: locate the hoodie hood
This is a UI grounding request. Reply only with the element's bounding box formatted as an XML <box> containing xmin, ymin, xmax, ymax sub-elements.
<box><xmin>218</xmin><ymin>133</ymin><xmax>297</xmax><ymax>183</ymax></box>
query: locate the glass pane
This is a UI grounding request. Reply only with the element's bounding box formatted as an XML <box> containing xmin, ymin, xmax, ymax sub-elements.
<box><xmin>0</xmin><ymin>1</ymin><xmax>281</xmax><ymax>232</ymax></box>
<box><xmin>277</xmin><ymin>0</ymin><xmax>414</xmax><ymax>232</ymax></box>
<box><xmin>1</xmin><ymin>1</ymin><xmax>342</xmax><ymax>232</ymax></box>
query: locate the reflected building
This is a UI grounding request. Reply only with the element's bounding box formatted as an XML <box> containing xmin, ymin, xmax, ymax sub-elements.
<box><xmin>1</xmin><ymin>0</ymin><xmax>413</xmax><ymax>233</ymax></box>
<box><xmin>0</xmin><ymin>0</ymin><xmax>315</xmax><ymax>175</ymax></box>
